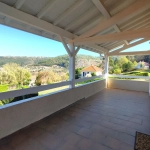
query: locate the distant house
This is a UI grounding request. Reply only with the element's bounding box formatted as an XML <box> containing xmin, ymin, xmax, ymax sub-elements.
<box><xmin>136</xmin><ymin>61</ymin><xmax>149</xmax><ymax>69</ymax></box>
<box><xmin>81</xmin><ymin>65</ymin><xmax>102</xmax><ymax>78</ymax></box>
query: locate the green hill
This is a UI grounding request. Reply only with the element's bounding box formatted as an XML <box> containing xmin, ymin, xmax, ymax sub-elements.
<box><xmin>0</xmin><ymin>55</ymin><xmax>101</xmax><ymax>68</ymax></box>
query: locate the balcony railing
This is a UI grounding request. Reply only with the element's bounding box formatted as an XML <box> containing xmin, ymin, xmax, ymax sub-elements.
<box><xmin>0</xmin><ymin>75</ymin><xmax>104</xmax><ymax>101</ymax></box>
<box><xmin>108</xmin><ymin>74</ymin><xmax>150</xmax><ymax>95</ymax></box>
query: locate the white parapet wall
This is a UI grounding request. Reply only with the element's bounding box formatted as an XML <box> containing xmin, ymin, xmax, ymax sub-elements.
<box><xmin>108</xmin><ymin>78</ymin><xmax>149</xmax><ymax>92</ymax></box>
<box><xmin>0</xmin><ymin>79</ymin><xmax>106</xmax><ymax>139</ymax></box>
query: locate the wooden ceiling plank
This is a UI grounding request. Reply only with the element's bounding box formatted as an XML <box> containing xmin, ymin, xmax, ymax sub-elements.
<box><xmin>37</xmin><ymin>0</ymin><xmax>56</xmax><ymax>19</ymax></box>
<box><xmin>73</xmin><ymin>0</ymin><xmax>150</xmax><ymax>41</ymax></box>
<box><xmin>53</xmin><ymin>0</ymin><xmax>85</xmax><ymax>25</ymax></box>
<box><xmin>65</xmin><ymin>7</ymin><xmax>96</xmax><ymax>31</ymax></box>
<box><xmin>14</xmin><ymin>0</ymin><xmax>26</xmax><ymax>9</ymax></box>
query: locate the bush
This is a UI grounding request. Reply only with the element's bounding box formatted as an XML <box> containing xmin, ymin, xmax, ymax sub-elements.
<box><xmin>0</xmin><ymin>100</ymin><xmax>3</xmax><ymax>106</ymax></box>
<box><xmin>1</xmin><ymin>98</ymin><xmax>14</xmax><ymax>105</ymax></box>
<box><xmin>21</xmin><ymin>85</ymin><xmax>29</xmax><ymax>89</ymax></box>
<box><xmin>114</xmin><ymin>69</ymin><xmax>121</xmax><ymax>74</ymax></box>
<box><xmin>122</xmin><ymin>71</ymin><xmax>150</xmax><ymax>77</ymax></box>
<box><xmin>0</xmin><ymin>85</ymin><xmax>8</xmax><ymax>92</ymax></box>
<box><xmin>75</xmin><ymin>74</ymin><xmax>79</xmax><ymax>79</ymax></box>
<box><xmin>133</xmin><ymin>72</ymin><xmax>149</xmax><ymax>76</ymax></box>
<box><xmin>142</xmin><ymin>72</ymin><xmax>149</xmax><ymax>76</ymax></box>
<box><xmin>91</xmin><ymin>72</ymin><xmax>96</xmax><ymax>76</ymax></box>
<box><xmin>130</xmin><ymin>71</ymin><xmax>140</xmax><ymax>74</ymax></box>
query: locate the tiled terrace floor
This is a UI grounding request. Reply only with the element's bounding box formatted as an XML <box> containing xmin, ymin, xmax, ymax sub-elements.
<box><xmin>1</xmin><ymin>89</ymin><xmax>150</xmax><ymax>150</ymax></box>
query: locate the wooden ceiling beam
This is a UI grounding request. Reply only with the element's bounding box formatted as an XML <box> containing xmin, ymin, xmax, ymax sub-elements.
<box><xmin>86</xmin><ymin>44</ymin><xmax>108</xmax><ymax>53</ymax></box>
<box><xmin>109</xmin><ymin>51</ymin><xmax>150</xmax><ymax>56</ymax></box>
<box><xmin>74</xmin><ymin>28</ymin><xmax>150</xmax><ymax>45</ymax></box>
<box><xmin>73</xmin><ymin>0</ymin><xmax>150</xmax><ymax>42</ymax></box>
<box><xmin>92</xmin><ymin>0</ymin><xmax>129</xmax><ymax>45</ymax></box>
<box><xmin>0</xmin><ymin>2</ymin><xmax>74</xmax><ymax>39</ymax></box>
<box><xmin>108</xmin><ymin>38</ymin><xmax>150</xmax><ymax>55</ymax></box>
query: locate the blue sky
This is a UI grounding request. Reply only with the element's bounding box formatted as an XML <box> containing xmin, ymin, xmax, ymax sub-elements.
<box><xmin>123</xmin><ymin>40</ymin><xmax>150</xmax><ymax>52</ymax></box>
<box><xmin>0</xmin><ymin>25</ymin><xmax>99</xmax><ymax>57</ymax></box>
<box><xmin>0</xmin><ymin>24</ymin><xmax>149</xmax><ymax>57</ymax></box>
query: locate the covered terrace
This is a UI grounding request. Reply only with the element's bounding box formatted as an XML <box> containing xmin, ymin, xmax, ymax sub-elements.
<box><xmin>0</xmin><ymin>0</ymin><xmax>150</xmax><ymax>150</ymax></box>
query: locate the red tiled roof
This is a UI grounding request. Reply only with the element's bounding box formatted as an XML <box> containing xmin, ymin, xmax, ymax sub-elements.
<box><xmin>82</xmin><ymin>65</ymin><xmax>102</xmax><ymax>72</ymax></box>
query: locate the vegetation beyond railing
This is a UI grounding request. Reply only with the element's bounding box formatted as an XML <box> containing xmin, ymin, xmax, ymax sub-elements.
<box><xmin>75</xmin><ymin>75</ymin><xmax>104</xmax><ymax>85</ymax></box>
<box><xmin>109</xmin><ymin>74</ymin><xmax>150</xmax><ymax>80</ymax></box>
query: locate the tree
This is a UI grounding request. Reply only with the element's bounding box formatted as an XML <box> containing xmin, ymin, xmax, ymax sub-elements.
<box><xmin>109</xmin><ymin>56</ymin><xmax>138</xmax><ymax>73</ymax></box>
<box><xmin>133</xmin><ymin>61</ymin><xmax>137</xmax><ymax>67</ymax></box>
<box><xmin>109</xmin><ymin>57</ymin><xmax>114</xmax><ymax>67</ymax></box>
<box><xmin>126</xmin><ymin>56</ymin><xmax>135</xmax><ymax>62</ymax></box>
<box><xmin>108</xmin><ymin>57</ymin><xmax>115</xmax><ymax>74</ymax></box>
<box><xmin>35</xmin><ymin>70</ymin><xmax>66</xmax><ymax>85</ymax></box>
<box><xmin>0</xmin><ymin>63</ymin><xmax>31</xmax><ymax>87</ymax></box>
<box><xmin>75</xmin><ymin>68</ymin><xmax>82</xmax><ymax>79</ymax></box>
<box><xmin>122</xmin><ymin>60</ymin><xmax>135</xmax><ymax>72</ymax></box>
<box><xmin>61</xmin><ymin>73</ymin><xmax>69</xmax><ymax>81</ymax></box>
<box><xmin>117</xmin><ymin>56</ymin><xmax>128</xmax><ymax>68</ymax></box>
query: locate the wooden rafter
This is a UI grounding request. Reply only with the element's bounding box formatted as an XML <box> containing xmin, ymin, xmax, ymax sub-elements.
<box><xmin>0</xmin><ymin>2</ymin><xmax>74</xmax><ymax>39</ymax></box>
<box><xmin>109</xmin><ymin>51</ymin><xmax>150</xmax><ymax>56</ymax></box>
<box><xmin>74</xmin><ymin>28</ymin><xmax>150</xmax><ymax>45</ymax></box>
<box><xmin>92</xmin><ymin>0</ymin><xmax>129</xmax><ymax>45</ymax></box>
<box><xmin>73</xmin><ymin>0</ymin><xmax>150</xmax><ymax>42</ymax></box>
<box><xmin>108</xmin><ymin>38</ymin><xmax>150</xmax><ymax>55</ymax></box>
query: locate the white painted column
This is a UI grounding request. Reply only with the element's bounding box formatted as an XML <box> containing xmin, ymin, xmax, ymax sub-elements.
<box><xmin>149</xmin><ymin>82</ymin><xmax>150</xmax><ymax>96</ymax></box>
<box><xmin>68</xmin><ymin>43</ymin><xmax>75</xmax><ymax>88</ymax></box>
<box><xmin>104</xmin><ymin>54</ymin><xmax>109</xmax><ymax>88</ymax></box>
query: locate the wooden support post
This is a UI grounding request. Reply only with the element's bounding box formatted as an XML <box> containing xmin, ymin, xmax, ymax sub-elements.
<box><xmin>149</xmin><ymin>82</ymin><xmax>150</xmax><ymax>96</ymax></box>
<box><xmin>58</xmin><ymin>35</ymin><xmax>75</xmax><ymax>88</ymax></box>
<box><xmin>104</xmin><ymin>54</ymin><xmax>109</xmax><ymax>88</ymax></box>
<box><xmin>68</xmin><ymin>43</ymin><xmax>75</xmax><ymax>88</ymax></box>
